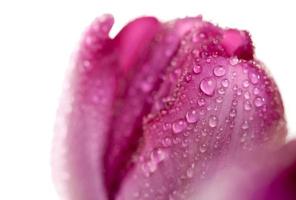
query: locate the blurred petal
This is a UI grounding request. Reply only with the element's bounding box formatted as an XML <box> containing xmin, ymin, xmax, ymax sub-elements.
<box><xmin>190</xmin><ymin>140</ymin><xmax>296</xmax><ymax>200</ymax></box>
<box><xmin>52</xmin><ymin>14</ymin><xmax>116</xmax><ymax>200</ymax></box>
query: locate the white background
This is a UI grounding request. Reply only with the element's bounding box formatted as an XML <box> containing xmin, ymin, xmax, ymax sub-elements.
<box><xmin>0</xmin><ymin>0</ymin><xmax>295</xmax><ymax>199</ymax></box>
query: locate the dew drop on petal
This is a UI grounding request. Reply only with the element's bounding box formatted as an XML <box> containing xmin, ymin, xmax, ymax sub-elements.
<box><xmin>253</xmin><ymin>87</ymin><xmax>260</xmax><ymax>95</ymax></box>
<box><xmin>230</xmin><ymin>57</ymin><xmax>239</xmax><ymax>65</ymax></box>
<box><xmin>172</xmin><ymin>119</ymin><xmax>187</xmax><ymax>134</ymax></box>
<box><xmin>186</xmin><ymin>109</ymin><xmax>199</xmax><ymax>123</ymax></box>
<box><xmin>249</xmin><ymin>72</ymin><xmax>260</xmax><ymax>84</ymax></box>
<box><xmin>244</xmin><ymin>91</ymin><xmax>250</xmax><ymax>99</ymax></box>
<box><xmin>197</xmin><ymin>98</ymin><xmax>206</xmax><ymax>106</ymax></box>
<box><xmin>199</xmin><ymin>144</ymin><xmax>207</xmax><ymax>153</ymax></box>
<box><xmin>241</xmin><ymin>121</ymin><xmax>249</xmax><ymax>130</ymax></box>
<box><xmin>213</xmin><ymin>65</ymin><xmax>226</xmax><ymax>77</ymax></box>
<box><xmin>254</xmin><ymin>97</ymin><xmax>264</xmax><ymax>107</ymax></box>
<box><xmin>193</xmin><ymin>64</ymin><xmax>202</xmax><ymax>74</ymax></box>
<box><xmin>229</xmin><ymin>108</ymin><xmax>237</xmax><ymax>117</ymax></box>
<box><xmin>162</xmin><ymin>137</ymin><xmax>172</xmax><ymax>147</ymax></box>
<box><xmin>221</xmin><ymin>79</ymin><xmax>229</xmax><ymax>88</ymax></box>
<box><xmin>243</xmin><ymin>80</ymin><xmax>250</xmax><ymax>88</ymax></box>
<box><xmin>209</xmin><ymin>115</ymin><xmax>218</xmax><ymax>128</ymax></box>
<box><xmin>244</xmin><ymin>100</ymin><xmax>252</xmax><ymax>111</ymax></box>
<box><xmin>151</xmin><ymin>148</ymin><xmax>167</xmax><ymax>163</ymax></box>
<box><xmin>200</xmin><ymin>77</ymin><xmax>217</xmax><ymax>96</ymax></box>
<box><xmin>216</xmin><ymin>96</ymin><xmax>223</xmax><ymax>103</ymax></box>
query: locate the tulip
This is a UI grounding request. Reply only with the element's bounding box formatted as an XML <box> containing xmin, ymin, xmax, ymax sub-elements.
<box><xmin>52</xmin><ymin>14</ymin><xmax>295</xmax><ymax>200</ymax></box>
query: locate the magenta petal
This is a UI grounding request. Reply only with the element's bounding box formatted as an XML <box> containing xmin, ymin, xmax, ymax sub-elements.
<box><xmin>52</xmin><ymin>15</ymin><xmax>117</xmax><ymax>200</ymax></box>
<box><xmin>116</xmin><ymin>21</ymin><xmax>286</xmax><ymax>200</ymax></box>
<box><xmin>114</xmin><ymin>17</ymin><xmax>160</xmax><ymax>72</ymax></box>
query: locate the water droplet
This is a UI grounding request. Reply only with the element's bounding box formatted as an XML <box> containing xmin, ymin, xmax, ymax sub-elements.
<box><xmin>253</xmin><ymin>87</ymin><xmax>260</xmax><ymax>95</ymax></box>
<box><xmin>237</xmin><ymin>88</ymin><xmax>243</xmax><ymax>96</ymax></box>
<box><xmin>216</xmin><ymin>96</ymin><xmax>223</xmax><ymax>103</ymax></box>
<box><xmin>230</xmin><ymin>57</ymin><xmax>239</xmax><ymax>65</ymax></box>
<box><xmin>218</xmin><ymin>87</ymin><xmax>226</xmax><ymax>95</ymax></box>
<box><xmin>186</xmin><ymin>109</ymin><xmax>199</xmax><ymax>123</ymax></box>
<box><xmin>151</xmin><ymin>148</ymin><xmax>167</xmax><ymax>163</ymax></box>
<box><xmin>200</xmin><ymin>77</ymin><xmax>217</xmax><ymax>96</ymax></box>
<box><xmin>213</xmin><ymin>65</ymin><xmax>226</xmax><ymax>77</ymax></box>
<box><xmin>193</xmin><ymin>64</ymin><xmax>202</xmax><ymax>74</ymax></box>
<box><xmin>229</xmin><ymin>108</ymin><xmax>237</xmax><ymax>117</ymax></box>
<box><xmin>241</xmin><ymin>121</ymin><xmax>249</xmax><ymax>130</ymax></box>
<box><xmin>243</xmin><ymin>80</ymin><xmax>250</xmax><ymax>88</ymax></box>
<box><xmin>197</xmin><ymin>98</ymin><xmax>206</xmax><ymax>106</ymax></box>
<box><xmin>172</xmin><ymin>119</ymin><xmax>187</xmax><ymax>133</ymax></box>
<box><xmin>199</xmin><ymin>144</ymin><xmax>207</xmax><ymax>153</ymax></box>
<box><xmin>209</xmin><ymin>115</ymin><xmax>218</xmax><ymax>128</ymax></box>
<box><xmin>254</xmin><ymin>97</ymin><xmax>264</xmax><ymax>107</ymax></box>
<box><xmin>244</xmin><ymin>100</ymin><xmax>252</xmax><ymax>111</ymax></box>
<box><xmin>244</xmin><ymin>91</ymin><xmax>250</xmax><ymax>99</ymax></box>
<box><xmin>221</xmin><ymin>79</ymin><xmax>229</xmax><ymax>88</ymax></box>
<box><xmin>232</xmin><ymin>71</ymin><xmax>237</xmax><ymax>78</ymax></box>
<box><xmin>162</xmin><ymin>137</ymin><xmax>172</xmax><ymax>147</ymax></box>
<box><xmin>147</xmin><ymin>161</ymin><xmax>157</xmax><ymax>173</ymax></box>
<box><xmin>163</xmin><ymin>123</ymin><xmax>172</xmax><ymax>131</ymax></box>
<box><xmin>249</xmin><ymin>72</ymin><xmax>260</xmax><ymax>84</ymax></box>
<box><xmin>185</xmin><ymin>74</ymin><xmax>192</xmax><ymax>82</ymax></box>
<box><xmin>233</xmin><ymin>84</ymin><xmax>238</xmax><ymax>91</ymax></box>
<box><xmin>232</xmin><ymin>99</ymin><xmax>238</xmax><ymax>106</ymax></box>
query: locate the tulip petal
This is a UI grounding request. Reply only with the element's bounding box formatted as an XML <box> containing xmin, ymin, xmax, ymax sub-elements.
<box><xmin>52</xmin><ymin>14</ymin><xmax>117</xmax><ymax>200</ymax></box>
<box><xmin>116</xmin><ymin>20</ymin><xmax>286</xmax><ymax>200</ymax></box>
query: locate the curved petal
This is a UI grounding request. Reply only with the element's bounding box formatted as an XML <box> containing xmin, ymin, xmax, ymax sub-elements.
<box><xmin>52</xmin><ymin>14</ymin><xmax>116</xmax><ymax>200</ymax></box>
<box><xmin>116</xmin><ymin>20</ymin><xmax>286</xmax><ymax>200</ymax></box>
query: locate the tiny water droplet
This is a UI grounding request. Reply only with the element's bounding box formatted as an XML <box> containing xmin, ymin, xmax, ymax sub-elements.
<box><xmin>241</xmin><ymin>121</ymin><xmax>249</xmax><ymax>130</ymax></box>
<box><xmin>186</xmin><ymin>109</ymin><xmax>199</xmax><ymax>123</ymax></box>
<box><xmin>233</xmin><ymin>84</ymin><xmax>238</xmax><ymax>91</ymax></box>
<box><xmin>253</xmin><ymin>87</ymin><xmax>260</xmax><ymax>95</ymax></box>
<box><xmin>185</xmin><ymin>74</ymin><xmax>192</xmax><ymax>82</ymax></box>
<box><xmin>230</xmin><ymin>57</ymin><xmax>239</xmax><ymax>65</ymax></box>
<box><xmin>213</xmin><ymin>65</ymin><xmax>226</xmax><ymax>77</ymax></box>
<box><xmin>244</xmin><ymin>91</ymin><xmax>250</xmax><ymax>99</ymax></box>
<box><xmin>249</xmin><ymin>72</ymin><xmax>260</xmax><ymax>84</ymax></box>
<box><xmin>200</xmin><ymin>77</ymin><xmax>217</xmax><ymax>96</ymax></box>
<box><xmin>162</xmin><ymin>137</ymin><xmax>172</xmax><ymax>147</ymax></box>
<box><xmin>151</xmin><ymin>148</ymin><xmax>166</xmax><ymax>163</ymax></box>
<box><xmin>193</xmin><ymin>64</ymin><xmax>202</xmax><ymax>74</ymax></box>
<box><xmin>197</xmin><ymin>98</ymin><xmax>206</xmax><ymax>106</ymax></box>
<box><xmin>244</xmin><ymin>100</ymin><xmax>252</xmax><ymax>111</ymax></box>
<box><xmin>237</xmin><ymin>88</ymin><xmax>243</xmax><ymax>96</ymax></box>
<box><xmin>243</xmin><ymin>80</ymin><xmax>250</xmax><ymax>88</ymax></box>
<box><xmin>254</xmin><ymin>97</ymin><xmax>264</xmax><ymax>107</ymax></box>
<box><xmin>232</xmin><ymin>99</ymin><xmax>238</xmax><ymax>106</ymax></box>
<box><xmin>199</xmin><ymin>144</ymin><xmax>207</xmax><ymax>153</ymax></box>
<box><xmin>209</xmin><ymin>115</ymin><xmax>218</xmax><ymax>128</ymax></box>
<box><xmin>172</xmin><ymin>119</ymin><xmax>187</xmax><ymax>133</ymax></box>
<box><xmin>218</xmin><ymin>87</ymin><xmax>226</xmax><ymax>95</ymax></box>
<box><xmin>221</xmin><ymin>79</ymin><xmax>229</xmax><ymax>88</ymax></box>
<box><xmin>216</xmin><ymin>96</ymin><xmax>223</xmax><ymax>103</ymax></box>
<box><xmin>229</xmin><ymin>108</ymin><xmax>237</xmax><ymax>117</ymax></box>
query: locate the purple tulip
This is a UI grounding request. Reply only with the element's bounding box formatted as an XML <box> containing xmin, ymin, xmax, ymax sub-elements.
<box><xmin>52</xmin><ymin>14</ymin><xmax>295</xmax><ymax>200</ymax></box>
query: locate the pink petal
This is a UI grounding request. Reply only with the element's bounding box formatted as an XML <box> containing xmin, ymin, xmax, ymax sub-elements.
<box><xmin>116</xmin><ymin>20</ymin><xmax>286</xmax><ymax>200</ymax></box>
<box><xmin>52</xmin><ymin>14</ymin><xmax>117</xmax><ymax>200</ymax></box>
<box><xmin>191</xmin><ymin>141</ymin><xmax>296</xmax><ymax>200</ymax></box>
